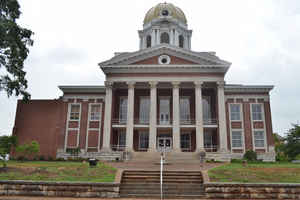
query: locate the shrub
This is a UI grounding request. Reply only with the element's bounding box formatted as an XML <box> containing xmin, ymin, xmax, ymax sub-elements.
<box><xmin>243</xmin><ymin>150</ymin><xmax>257</xmax><ymax>161</ymax></box>
<box><xmin>39</xmin><ymin>155</ymin><xmax>45</xmax><ymax>161</ymax></box>
<box><xmin>230</xmin><ymin>159</ymin><xmax>244</xmax><ymax>163</ymax></box>
<box><xmin>276</xmin><ymin>152</ymin><xmax>289</xmax><ymax>162</ymax></box>
<box><xmin>17</xmin><ymin>155</ymin><xmax>25</xmax><ymax>161</ymax></box>
<box><xmin>55</xmin><ymin>158</ymin><xmax>65</xmax><ymax>161</ymax></box>
<box><xmin>48</xmin><ymin>156</ymin><xmax>54</xmax><ymax>161</ymax></box>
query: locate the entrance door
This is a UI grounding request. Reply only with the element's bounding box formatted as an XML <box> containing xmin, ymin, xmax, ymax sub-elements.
<box><xmin>157</xmin><ymin>137</ymin><xmax>172</xmax><ymax>151</ymax></box>
<box><xmin>159</xmin><ymin>98</ymin><xmax>170</xmax><ymax>125</ymax></box>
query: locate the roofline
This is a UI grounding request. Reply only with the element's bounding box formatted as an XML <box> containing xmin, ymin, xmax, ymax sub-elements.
<box><xmin>59</xmin><ymin>85</ymin><xmax>106</xmax><ymax>94</ymax></box>
<box><xmin>225</xmin><ymin>84</ymin><xmax>274</xmax><ymax>93</ymax></box>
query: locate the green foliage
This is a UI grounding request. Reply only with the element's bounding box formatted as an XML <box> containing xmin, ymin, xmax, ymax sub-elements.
<box><xmin>0</xmin><ymin>0</ymin><xmax>34</xmax><ymax>100</ymax></box>
<box><xmin>66</xmin><ymin>147</ymin><xmax>81</xmax><ymax>156</ymax></box>
<box><xmin>0</xmin><ymin>135</ymin><xmax>17</xmax><ymax>167</ymax></box>
<box><xmin>243</xmin><ymin>150</ymin><xmax>257</xmax><ymax>161</ymax></box>
<box><xmin>282</xmin><ymin>124</ymin><xmax>300</xmax><ymax>160</ymax></box>
<box><xmin>15</xmin><ymin>140</ymin><xmax>40</xmax><ymax>160</ymax></box>
<box><xmin>230</xmin><ymin>159</ymin><xmax>244</xmax><ymax>163</ymax></box>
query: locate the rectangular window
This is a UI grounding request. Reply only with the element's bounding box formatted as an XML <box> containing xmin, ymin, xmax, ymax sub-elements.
<box><xmin>139</xmin><ymin>97</ymin><xmax>150</xmax><ymax>124</ymax></box>
<box><xmin>252</xmin><ymin>104</ymin><xmax>263</xmax><ymax>121</ymax></box>
<box><xmin>180</xmin><ymin>97</ymin><xmax>190</xmax><ymax>123</ymax></box>
<box><xmin>90</xmin><ymin>104</ymin><xmax>101</xmax><ymax>121</ymax></box>
<box><xmin>159</xmin><ymin>97</ymin><xmax>170</xmax><ymax>124</ymax></box>
<box><xmin>232</xmin><ymin>131</ymin><xmax>243</xmax><ymax>148</ymax></box>
<box><xmin>69</xmin><ymin>104</ymin><xmax>80</xmax><ymax>120</ymax></box>
<box><xmin>119</xmin><ymin>97</ymin><xmax>128</xmax><ymax>123</ymax></box>
<box><xmin>202</xmin><ymin>96</ymin><xmax>211</xmax><ymax>121</ymax></box>
<box><xmin>118</xmin><ymin>131</ymin><xmax>126</xmax><ymax>147</ymax></box>
<box><xmin>230</xmin><ymin>104</ymin><xmax>241</xmax><ymax>121</ymax></box>
<box><xmin>139</xmin><ymin>132</ymin><xmax>149</xmax><ymax>150</ymax></box>
<box><xmin>254</xmin><ymin>131</ymin><xmax>265</xmax><ymax>147</ymax></box>
<box><xmin>180</xmin><ymin>133</ymin><xmax>191</xmax><ymax>150</ymax></box>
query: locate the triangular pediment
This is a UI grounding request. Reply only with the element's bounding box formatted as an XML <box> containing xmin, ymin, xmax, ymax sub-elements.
<box><xmin>99</xmin><ymin>44</ymin><xmax>231</xmax><ymax>66</ymax></box>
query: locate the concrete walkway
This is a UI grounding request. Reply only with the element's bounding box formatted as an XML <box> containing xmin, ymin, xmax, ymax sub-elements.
<box><xmin>0</xmin><ymin>197</ymin><xmax>260</xmax><ymax>200</ymax></box>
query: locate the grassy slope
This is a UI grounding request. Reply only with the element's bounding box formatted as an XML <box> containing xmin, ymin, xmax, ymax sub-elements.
<box><xmin>0</xmin><ymin>161</ymin><xmax>116</xmax><ymax>182</ymax></box>
<box><xmin>208</xmin><ymin>162</ymin><xmax>300</xmax><ymax>183</ymax></box>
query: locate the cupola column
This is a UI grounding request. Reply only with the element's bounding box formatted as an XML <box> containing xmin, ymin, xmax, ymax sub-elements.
<box><xmin>102</xmin><ymin>81</ymin><xmax>113</xmax><ymax>152</ymax></box>
<box><xmin>151</xmin><ymin>29</ymin><xmax>155</xmax><ymax>47</ymax></box>
<box><xmin>126</xmin><ymin>81</ymin><xmax>135</xmax><ymax>152</ymax></box>
<box><xmin>217</xmin><ymin>81</ymin><xmax>228</xmax><ymax>152</ymax></box>
<box><xmin>172</xmin><ymin>81</ymin><xmax>181</xmax><ymax>152</ymax></box>
<box><xmin>194</xmin><ymin>81</ymin><xmax>204</xmax><ymax>151</ymax></box>
<box><xmin>148</xmin><ymin>81</ymin><xmax>158</xmax><ymax>152</ymax></box>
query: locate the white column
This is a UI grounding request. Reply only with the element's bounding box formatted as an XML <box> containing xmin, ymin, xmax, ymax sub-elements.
<box><xmin>148</xmin><ymin>81</ymin><xmax>158</xmax><ymax>152</ymax></box>
<box><xmin>157</xmin><ymin>29</ymin><xmax>160</xmax><ymax>44</ymax></box>
<box><xmin>174</xmin><ymin>30</ymin><xmax>179</xmax><ymax>46</ymax></box>
<box><xmin>170</xmin><ymin>29</ymin><xmax>174</xmax><ymax>45</ymax></box>
<box><xmin>151</xmin><ymin>29</ymin><xmax>155</xmax><ymax>47</ymax></box>
<box><xmin>194</xmin><ymin>81</ymin><xmax>204</xmax><ymax>152</ymax></box>
<box><xmin>139</xmin><ymin>36</ymin><xmax>142</xmax><ymax>50</ymax></box>
<box><xmin>102</xmin><ymin>81</ymin><xmax>113</xmax><ymax>152</ymax></box>
<box><xmin>126</xmin><ymin>81</ymin><xmax>135</xmax><ymax>152</ymax></box>
<box><xmin>172</xmin><ymin>81</ymin><xmax>181</xmax><ymax>152</ymax></box>
<box><xmin>217</xmin><ymin>81</ymin><xmax>228</xmax><ymax>152</ymax></box>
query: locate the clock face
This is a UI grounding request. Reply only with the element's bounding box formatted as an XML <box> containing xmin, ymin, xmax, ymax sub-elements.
<box><xmin>162</xmin><ymin>10</ymin><xmax>169</xmax><ymax>16</ymax></box>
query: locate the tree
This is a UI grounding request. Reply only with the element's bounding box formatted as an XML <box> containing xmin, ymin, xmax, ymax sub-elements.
<box><xmin>0</xmin><ymin>0</ymin><xmax>34</xmax><ymax>101</ymax></box>
<box><xmin>283</xmin><ymin>124</ymin><xmax>300</xmax><ymax>160</ymax></box>
<box><xmin>16</xmin><ymin>140</ymin><xmax>39</xmax><ymax>160</ymax></box>
<box><xmin>0</xmin><ymin>135</ymin><xmax>17</xmax><ymax>167</ymax></box>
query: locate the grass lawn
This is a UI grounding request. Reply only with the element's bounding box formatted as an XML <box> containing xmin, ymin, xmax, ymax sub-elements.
<box><xmin>0</xmin><ymin>161</ymin><xmax>116</xmax><ymax>182</ymax></box>
<box><xmin>208</xmin><ymin>162</ymin><xmax>300</xmax><ymax>183</ymax></box>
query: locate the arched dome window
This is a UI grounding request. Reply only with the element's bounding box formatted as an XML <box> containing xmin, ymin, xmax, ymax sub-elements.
<box><xmin>179</xmin><ymin>35</ymin><xmax>184</xmax><ymax>48</ymax></box>
<box><xmin>146</xmin><ymin>35</ymin><xmax>151</xmax><ymax>48</ymax></box>
<box><xmin>160</xmin><ymin>32</ymin><xmax>170</xmax><ymax>44</ymax></box>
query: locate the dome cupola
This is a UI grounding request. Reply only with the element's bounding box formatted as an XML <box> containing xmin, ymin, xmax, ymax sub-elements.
<box><xmin>139</xmin><ymin>2</ymin><xmax>192</xmax><ymax>50</ymax></box>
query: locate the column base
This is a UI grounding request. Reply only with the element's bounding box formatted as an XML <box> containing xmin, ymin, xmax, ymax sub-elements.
<box><xmin>172</xmin><ymin>148</ymin><xmax>182</xmax><ymax>153</ymax></box>
<box><xmin>196</xmin><ymin>148</ymin><xmax>206</xmax><ymax>153</ymax></box>
<box><xmin>147</xmin><ymin>147</ymin><xmax>157</xmax><ymax>152</ymax></box>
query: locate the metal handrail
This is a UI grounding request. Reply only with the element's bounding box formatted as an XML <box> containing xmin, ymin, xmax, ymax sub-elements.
<box><xmin>203</xmin><ymin>118</ymin><xmax>218</xmax><ymax>125</ymax></box>
<box><xmin>204</xmin><ymin>144</ymin><xmax>218</xmax><ymax>152</ymax></box>
<box><xmin>111</xmin><ymin>145</ymin><xmax>127</xmax><ymax>151</ymax></box>
<box><xmin>180</xmin><ymin>118</ymin><xmax>195</xmax><ymax>125</ymax></box>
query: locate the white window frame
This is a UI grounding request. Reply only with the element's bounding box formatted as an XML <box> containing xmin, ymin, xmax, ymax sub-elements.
<box><xmin>180</xmin><ymin>132</ymin><xmax>191</xmax><ymax>151</ymax></box>
<box><xmin>159</xmin><ymin>96</ymin><xmax>171</xmax><ymax>125</ymax></box>
<box><xmin>251</xmin><ymin>103</ymin><xmax>263</xmax><ymax>121</ymax></box>
<box><xmin>117</xmin><ymin>131</ymin><xmax>126</xmax><ymax>147</ymax></box>
<box><xmin>139</xmin><ymin>131</ymin><xmax>149</xmax><ymax>150</ymax></box>
<box><xmin>119</xmin><ymin>96</ymin><xmax>128</xmax><ymax>123</ymax></box>
<box><xmin>202</xmin><ymin>96</ymin><xmax>211</xmax><ymax>121</ymax></box>
<box><xmin>231</xmin><ymin>129</ymin><xmax>244</xmax><ymax>149</ymax></box>
<box><xmin>139</xmin><ymin>96</ymin><xmax>150</xmax><ymax>124</ymax></box>
<box><xmin>253</xmin><ymin>129</ymin><xmax>266</xmax><ymax>148</ymax></box>
<box><xmin>250</xmin><ymin>103</ymin><xmax>267</xmax><ymax>150</ymax></box>
<box><xmin>229</xmin><ymin>103</ymin><xmax>242</xmax><ymax>121</ymax></box>
<box><xmin>69</xmin><ymin>103</ymin><xmax>81</xmax><ymax>121</ymax></box>
<box><xmin>89</xmin><ymin>103</ymin><xmax>102</xmax><ymax>121</ymax></box>
<box><xmin>180</xmin><ymin>96</ymin><xmax>191</xmax><ymax>122</ymax></box>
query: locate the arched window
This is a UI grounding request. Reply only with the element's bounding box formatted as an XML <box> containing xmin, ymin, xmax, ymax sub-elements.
<box><xmin>179</xmin><ymin>35</ymin><xmax>184</xmax><ymax>48</ymax></box>
<box><xmin>160</xmin><ymin>32</ymin><xmax>169</xmax><ymax>44</ymax></box>
<box><xmin>146</xmin><ymin>35</ymin><xmax>151</xmax><ymax>48</ymax></box>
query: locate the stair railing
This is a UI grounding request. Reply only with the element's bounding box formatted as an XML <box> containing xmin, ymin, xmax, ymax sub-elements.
<box><xmin>160</xmin><ymin>152</ymin><xmax>163</xmax><ymax>200</ymax></box>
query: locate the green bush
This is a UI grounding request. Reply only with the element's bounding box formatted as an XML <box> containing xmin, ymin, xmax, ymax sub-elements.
<box><xmin>276</xmin><ymin>152</ymin><xmax>289</xmax><ymax>162</ymax></box>
<box><xmin>48</xmin><ymin>156</ymin><xmax>54</xmax><ymax>161</ymax></box>
<box><xmin>243</xmin><ymin>150</ymin><xmax>257</xmax><ymax>161</ymax></box>
<box><xmin>55</xmin><ymin>158</ymin><xmax>65</xmax><ymax>161</ymax></box>
<box><xmin>39</xmin><ymin>155</ymin><xmax>45</xmax><ymax>161</ymax></box>
<box><xmin>230</xmin><ymin>159</ymin><xmax>244</xmax><ymax>163</ymax></box>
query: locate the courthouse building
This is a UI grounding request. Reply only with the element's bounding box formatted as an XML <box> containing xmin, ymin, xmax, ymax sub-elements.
<box><xmin>13</xmin><ymin>3</ymin><xmax>275</xmax><ymax>161</ymax></box>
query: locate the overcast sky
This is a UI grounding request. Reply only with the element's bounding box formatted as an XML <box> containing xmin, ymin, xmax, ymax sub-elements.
<box><xmin>1</xmin><ymin>0</ymin><xmax>300</xmax><ymax>136</ymax></box>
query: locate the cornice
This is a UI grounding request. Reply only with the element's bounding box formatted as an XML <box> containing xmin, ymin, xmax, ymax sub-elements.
<box><xmin>101</xmin><ymin>64</ymin><xmax>229</xmax><ymax>74</ymax></box>
<box><xmin>59</xmin><ymin>85</ymin><xmax>106</xmax><ymax>94</ymax></box>
<box><xmin>224</xmin><ymin>85</ymin><xmax>274</xmax><ymax>93</ymax></box>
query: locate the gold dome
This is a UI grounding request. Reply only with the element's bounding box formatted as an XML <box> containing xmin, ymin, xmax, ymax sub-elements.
<box><xmin>144</xmin><ymin>2</ymin><xmax>187</xmax><ymax>25</ymax></box>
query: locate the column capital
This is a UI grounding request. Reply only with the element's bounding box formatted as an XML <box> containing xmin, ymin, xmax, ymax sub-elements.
<box><xmin>149</xmin><ymin>81</ymin><xmax>158</xmax><ymax>88</ymax></box>
<box><xmin>194</xmin><ymin>81</ymin><xmax>203</xmax><ymax>88</ymax></box>
<box><xmin>172</xmin><ymin>81</ymin><xmax>181</xmax><ymax>89</ymax></box>
<box><xmin>127</xmin><ymin>81</ymin><xmax>136</xmax><ymax>89</ymax></box>
<box><xmin>217</xmin><ymin>81</ymin><xmax>225</xmax><ymax>88</ymax></box>
<box><xmin>104</xmin><ymin>81</ymin><xmax>113</xmax><ymax>89</ymax></box>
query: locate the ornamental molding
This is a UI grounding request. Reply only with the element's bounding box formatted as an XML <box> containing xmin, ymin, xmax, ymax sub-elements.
<box><xmin>98</xmin><ymin>44</ymin><xmax>231</xmax><ymax>67</ymax></box>
<box><xmin>101</xmin><ymin>64</ymin><xmax>229</xmax><ymax>74</ymax></box>
<box><xmin>224</xmin><ymin>85</ymin><xmax>274</xmax><ymax>93</ymax></box>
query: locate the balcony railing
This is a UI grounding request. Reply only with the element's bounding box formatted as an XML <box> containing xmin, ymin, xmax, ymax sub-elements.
<box><xmin>180</xmin><ymin>118</ymin><xmax>195</xmax><ymax>125</ymax></box>
<box><xmin>112</xmin><ymin>118</ymin><xmax>127</xmax><ymax>125</ymax></box>
<box><xmin>157</xmin><ymin>118</ymin><xmax>173</xmax><ymax>125</ymax></box>
<box><xmin>111</xmin><ymin>144</ymin><xmax>127</xmax><ymax>151</ymax></box>
<box><xmin>134</xmin><ymin>118</ymin><xmax>149</xmax><ymax>125</ymax></box>
<box><xmin>203</xmin><ymin>118</ymin><xmax>218</xmax><ymax>125</ymax></box>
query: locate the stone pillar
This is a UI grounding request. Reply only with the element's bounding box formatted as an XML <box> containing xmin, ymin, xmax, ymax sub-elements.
<box><xmin>157</xmin><ymin>29</ymin><xmax>160</xmax><ymax>44</ymax></box>
<box><xmin>151</xmin><ymin>29</ymin><xmax>155</xmax><ymax>47</ymax></box>
<box><xmin>102</xmin><ymin>81</ymin><xmax>113</xmax><ymax>152</ymax></box>
<box><xmin>194</xmin><ymin>81</ymin><xmax>204</xmax><ymax>151</ymax></box>
<box><xmin>148</xmin><ymin>81</ymin><xmax>158</xmax><ymax>152</ymax></box>
<box><xmin>139</xmin><ymin>36</ymin><xmax>142</xmax><ymax>50</ymax></box>
<box><xmin>217</xmin><ymin>81</ymin><xmax>228</xmax><ymax>152</ymax></box>
<box><xmin>126</xmin><ymin>81</ymin><xmax>135</xmax><ymax>152</ymax></box>
<box><xmin>174</xmin><ymin>30</ymin><xmax>179</xmax><ymax>47</ymax></box>
<box><xmin>172</xmin><ymin>81</ymin><xmax>181</xmax><ymax>152</ymax></box>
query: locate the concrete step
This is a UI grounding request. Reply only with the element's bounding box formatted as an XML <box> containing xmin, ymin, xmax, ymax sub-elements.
<box><xmin>120</xmin><ymin>193</ymin><xmax>205</xmax><ymax>199</ymax></box>
<box><xmin>120</xmin><ymin>183</ymin><xmax>204</xmax><ymax>189</ymax></box>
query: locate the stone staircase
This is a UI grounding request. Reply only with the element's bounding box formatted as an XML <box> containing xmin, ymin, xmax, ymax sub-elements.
<box><xmin>120</xmin><ymin>170</ymin><xmax>205</xmax><ymax>198</ymax></box>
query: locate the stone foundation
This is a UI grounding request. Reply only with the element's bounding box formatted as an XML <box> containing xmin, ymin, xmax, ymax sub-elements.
<box><xmin>205</xmin><ymin>183</ymin><xmax>300</xmax><ymax>199</ymax></box>
<box><xmin>0</xmin><ymin>180</ymin><xmax>119</xmax><ymax>198</ymax></box>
